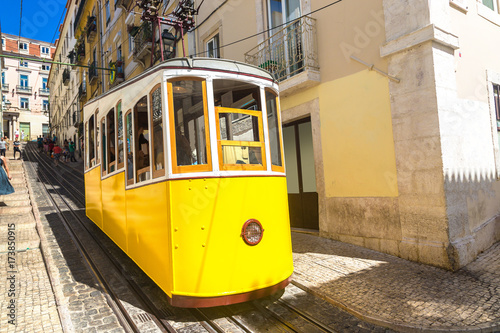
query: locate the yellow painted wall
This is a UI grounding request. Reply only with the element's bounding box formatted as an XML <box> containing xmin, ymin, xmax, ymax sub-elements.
<box><xmin>319</xmin><ymin>70</ymin><xmax>397</xmax><ymax>197</ymax></box>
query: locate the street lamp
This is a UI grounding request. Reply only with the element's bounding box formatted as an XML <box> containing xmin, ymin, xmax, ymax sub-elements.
<box><xmin>161</xmin><ymin>29</ymin><xmax>176</xmax><ymax>60</ymax></box>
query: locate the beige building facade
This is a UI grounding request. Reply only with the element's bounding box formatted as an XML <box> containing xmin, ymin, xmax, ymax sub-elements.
<box><xmin>51</xmin><ymin>0</ymin><xmax>500</xmax><ymax>270</ymax></box>
<box><xmin>1</xmin><ymin>33</ymin><xmax>54</xmax><ymax>141</ymax></box>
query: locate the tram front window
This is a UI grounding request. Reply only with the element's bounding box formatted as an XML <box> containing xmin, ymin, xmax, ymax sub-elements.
<box><xmin>213</xmin><ymin>79</ymin><xmax>266</xmax><ymax>170</ymax></box>
<box><xmin>134</xmin><ymin>96</ymin><xmax>150</xmax><ymax>182</ymax></box>
<box><xmin>170</xmin><ymin>79</ymin><xmax>210</xmax><ymax>168</ymax></box>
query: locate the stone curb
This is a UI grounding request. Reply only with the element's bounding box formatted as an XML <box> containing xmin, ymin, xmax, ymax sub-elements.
<box><xmin>24</xmin><ymin>161</ymin><xmax>75</xmax><ymax>333</ymax></box>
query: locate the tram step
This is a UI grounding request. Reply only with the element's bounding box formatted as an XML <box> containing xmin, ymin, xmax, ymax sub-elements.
<box><xmin>0</xmin><ymin>205</ymin><xmax>32</xmax><ymax>216</ymax></box>
<box><xmin>0</xmin><ymin>228</ymin><xmax>40</xmax><ymax>252</ymax></box>
<box><xmin>0</xmin><ymin>213</ymin><xmax>36</xmax><ymax>231</ymax></box>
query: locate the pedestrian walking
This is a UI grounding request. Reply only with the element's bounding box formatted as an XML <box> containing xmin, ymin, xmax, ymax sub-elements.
<box><xmin>0</xmin><ymin>136</ymin><xmax>6</xmax><ymax>157</ymax></box>
<box><xmin>53</xmin><ymin>144</ymin><xmax>63</xmax><ymax>166</ymax></box>
<box><xmin>37</xmin><ymin>136</ymin><xmax>43</xmax><ymax>152</ymax></box>
<box><xmin>13</xmin><ymin>139</ymin><xmax>21</xmax><ymax>160</ymax></box>
<box><xmin>21</xmin><ymin>130</ymin><xmax>25</xmax><ymax>141</ymax></box>
<box><xmin>0</xmin><ymin>155</ymin><xmax>14</xmax><ymax>195</ymax></box>
<box><xmin>14</xmin><ymin>129</ymin><xmax>19</xmax><ymax>141</ymax></box>
<box><xmin>69</xmin><ymin>139</ymin><xmax>77</xmax><ymax>162</ymax></box>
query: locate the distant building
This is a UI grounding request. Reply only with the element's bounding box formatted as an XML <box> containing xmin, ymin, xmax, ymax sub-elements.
<box><xmin>1</xmin><ymin>33</ymin><xmax>55</xmax><ymax>140</ymax></box>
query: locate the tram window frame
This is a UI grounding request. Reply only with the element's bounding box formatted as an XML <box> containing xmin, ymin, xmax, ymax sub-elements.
<box><xmin>167</xmin><ymin>77</ymin><xmax>212</xmax><ymax>174</ymax></box>
<box><xmin>95</xmin><ymin>110</ymin><xmax>100</xmax><ymax>166</ymax></box>
<box><xmin>101</xmin><ymin>117</ymin><xmax>107</xmax><ymax>176</ymax></box>
<box><xmin>149</xmin><ymin>83</ymin><xmax>165</xmax><ymax>178</ymax></box>
<box><xmin>85</xmin><ymin>122</ymin><xmax>89</xmax><ymax>170</ymax></box>
<box><xmin>125</xmin><ymin>109</ymin><xmax>134</xmax><ymax>185</ymax></box>
<box><xmin>265</xmin><ymin>88</ymin><xmax>285</xmax><ymax>173</ymax></box>
<box><xmin>88</xmin><ymin>112</ymin><xmax>96</xmax><ymax>168</ymax></box>
<box><xmin>107</xmin><ymin>108</ymin><xmax>117</xmax><ymax>173</ymax></box>
<box><xmin>215</xmin><ymin>106</ymin><xmax>267</xmax><ymax>171</ymax></box>
<box><xmin>133</xmin><ymin>96</ymin><xmax>151</xmax><ymax>183</ymax></box>
<box><xmin>116</xmin><ymin>101</ymin><xmax>125</xmax><ymax>170</ymax></box>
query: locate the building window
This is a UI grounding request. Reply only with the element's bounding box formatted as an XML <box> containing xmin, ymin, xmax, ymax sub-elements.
<box><xmin>20</xmin><ymin>97</ymin><xmax>29</xmax><ymax>109</ymax></box>
<box><xmin>1</xmin><ymin>38</ymin><xmax>5</xmax><ymax>49</ymax></box>
<box><xmin>20</xmin><ymin>61</ymin><xmax>28</xmax><ymax>67</ymax></box>
<box><xmin>105</xmin><ymin>0</ymin><xmax>111</xmax><ymax>26</ymax></box>
<box><xmin>494</xmin><ymin>84</ymin><xmax>500</xmax><ymax>130</ymax></box>
<box><xmin>206</xmin><ymin>34</ymin><xmax>219</xmax><ymax>58</ymax></box>
<box><xmin>128</xmin><ymin>32</ymin><xmax>134</xmax><ymax>54</ymax></box>
<box><xmin>42</xmin><ymin>64</ymin><xmax>50</xmax><ymax>71</ymax></box>
<box><xmin>41</xmin><ymin>46</ymin><xmax>50</xmax><ymax>55</ymax></box>
<box><xmin>1</xmin><ymin>72</ymin><xmax>4</xmax><ymax>85</ymax></box>
<box><xmin>20</xmin><ymin>74</ymin><xmax>29</xmax><ymax>87</ymax></box>
<box><xmin>42</xmin><ymin>100</ymin><xmax>49</xmax><ymax>111</ymax></box>
<box><xmin>19</xmin><ymin>42</ymin><xmax>28</xmax><ymax>51</ymax></box>
<box><xmin>42</xmin><ymin>78</ymin><xmax>48</xmax><ymax>89</ymax></box>
<box><xmin>482</xmin><ymin>0</ymin><xmax>498</xmax><ymax>11</ymax></box>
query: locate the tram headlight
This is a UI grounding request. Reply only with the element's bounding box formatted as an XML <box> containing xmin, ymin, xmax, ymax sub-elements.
<box><xmin>241</xmin><ymin>219</ymin><xmax>264</xmax><ymax>246</ymax></box>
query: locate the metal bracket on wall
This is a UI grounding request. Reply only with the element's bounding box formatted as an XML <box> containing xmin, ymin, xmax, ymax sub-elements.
<box><xmin>350</xmin><ymin>55</ymin><xmax>401</xmax><ymax>83</ymax></box>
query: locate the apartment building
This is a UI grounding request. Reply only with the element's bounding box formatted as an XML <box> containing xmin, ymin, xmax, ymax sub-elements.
<box><xmin>59</xmin><ymin>0</ymin><xmax>500</xmax><ymax>270</ymax></box>
<box><xmin>1</xmin><ymin>33</ymin><xmax>54</xmax><ymax>140</ymax></box>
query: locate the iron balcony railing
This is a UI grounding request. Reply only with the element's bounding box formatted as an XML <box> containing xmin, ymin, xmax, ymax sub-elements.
<box><xmin>86</xmin><ymin>16</ymin><xmax>97</xmax><ymax>42</ymax></box>
<box><xmin>244</xmin><ymin>16</ymin><xmax>319</xmax><ymax>82</ymax></box>
<box><xmin>63</xmin><ymin>68</ymin><xmax>70</xmax><ymax>85</ymax></box>
<box><xmin>39</xmin><ymin>87</ymin><xmax>50</xmax><ymax>95</ymax></box>
<box><xmin>16</xmin><ymin>85</ymin><xmax>32</xmax><ymax>94</ymax></box>
<box><xmin>1</xmin><ymin>83</ymin><xmax>8</xmax><ymax>91</ymax></box>
<box><xmin>133</xmin><ymin>22</ymin><xmax>153</xmax><ymax>60</ymax></box>
<box><xmin>89</xmin><ymin>61</ymin><xmax>98</xmax><ymax>83</ymax></box>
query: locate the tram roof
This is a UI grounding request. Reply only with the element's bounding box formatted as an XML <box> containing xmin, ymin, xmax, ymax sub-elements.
<box><xmin>84</xmin><ymin>57</ymin><xmax>276</xmax><ymax>107</ymax></box>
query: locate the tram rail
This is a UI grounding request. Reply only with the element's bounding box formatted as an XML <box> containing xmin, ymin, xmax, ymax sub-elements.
<box><xmin>24</xmin><ymin>142</ymin><xmax>340</xmax><ymax>333</ymax></box>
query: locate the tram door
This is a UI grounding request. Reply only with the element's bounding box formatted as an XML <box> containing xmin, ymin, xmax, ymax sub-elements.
<box><xmin>283</xmin><ymin>117</ymin><xmax>318</xmax><ymax>230</ymax></box>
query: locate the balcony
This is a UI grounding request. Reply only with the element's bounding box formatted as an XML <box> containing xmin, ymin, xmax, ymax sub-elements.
<box><xmin>89</xmin><ymin>61</ymin><xmax>98</xmax><ymax>83</ymax></box>
<box><xmin>115</xmin><ymin>0</ymin><xmax>133</xmax><ymax>10</ymax></box>
<box><xmin>133</xmin><ymin>22</ymin><xmax>153</xmax><ymax>63</ymax></box>
<box><xmin>63</xmin><ymin>68</ymin><xmax>70</xmax><ymax>86</ymax></box>
<box><xmin>68</xmin><ymin>50</ymin><xmax>76</xmax><ymax>64</ymax></box>
<box><xmin>39</xmin><ymin>87</ymin><xmax>50</xmax><ymax>96</ymax></box>
<box><xmin>1</xmin><ymin>83</ymin><xmax>8</xmax><ymax>92</ymax></box>
<box><xmin>110</xmin><ymin>59</ymin><xmax>125</xmax><ymax>86</ymax></box>
<box><xmin>244</xmin><ymin>16</ymin><xmax>320</xmax><ymax>96</ymax></box>
<box><xmin>78</xmin><ymin>81</ymin><xmax>87</xmax><ymax>101</ymax></box>
<box><xmin>76</xmin><ymin>42</ymin><xmax>86</xmax><ymax>64</ymax></box>
<box><xmin>16</xmin><ymin>85</ymin><xmax>32</xmax><ymax>94</ymax></box>
<box><xmin>86</xmin><ymin>16</ymin><xmax>97</xmax><ymax>42</ymax></box>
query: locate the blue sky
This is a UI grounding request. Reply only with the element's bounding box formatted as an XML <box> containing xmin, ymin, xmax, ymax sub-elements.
<box><xmin>1</xmin><ymin>0</ymin><xmax>66</xmax><ymax>44</ymax></box>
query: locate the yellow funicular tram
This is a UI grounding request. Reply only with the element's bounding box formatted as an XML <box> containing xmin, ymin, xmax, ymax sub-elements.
<box><xmin>83</xmin><ymin>58</ymin><xmax>293</xmax><ymax>307</ymax></box>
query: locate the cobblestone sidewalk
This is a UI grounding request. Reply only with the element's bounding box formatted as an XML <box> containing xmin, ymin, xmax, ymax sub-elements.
<box><xmin>291</xmin><ymin>232</ymin><xmax>500</xmax><ymax>332</ymax></box>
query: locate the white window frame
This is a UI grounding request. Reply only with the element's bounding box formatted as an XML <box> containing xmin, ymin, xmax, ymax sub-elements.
<box><xmin>19</xmin><ymin>42</ymin><xmax>28</xmax><ymax>52</ymax></box>
<box><xmin>482</xmin><ymin>0</ymin><xmax>499</xmax><ymax>11</ymax></box>
<box><xmin>20</xmin><ymin>97</ymin><xmax>29</xmax><ymax>110</ymax></box>
<box><xmin>206</xmin><ymin>34</ymin><xmax>219</xmax><ymax>58</ymax></box>
<box><xmin>41</xmin><ymin>46</ymin><xmax>50</xmax><ymax>55</ymax></box>
<box><xmin>20</xmin><ymin>74</ymin><xmax>29</xmax><ymax>87</ymax></box>
<box><xmin>105</xmin><ymin>0</ymin><xmax>111</xmax><ymax>26</ymax></box>
<box><xmin>42</xmin><ymin>100</ymin><xmax>49</xmax><ymax>111</ymax></box>
<box><xmin>42</xmin><ymin>64</ymin><xmax>50</xmax><ymax>71</ymax></box>
<box><xmin>128</xmin><ymin>32</ymin><xmax>134</xmax><ymax>56</ymax></box>
<box><xmin>20</xmin><ymin>60</ymin><xmax>28</xmax><ymax>68</ymax></box>
<box><xmin>1</xmin><ymin>72</ymin><xmax>5</xmax><ymax>85</ymax></box>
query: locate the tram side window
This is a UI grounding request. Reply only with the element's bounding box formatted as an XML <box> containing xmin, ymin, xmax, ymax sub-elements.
<box><xmin>134</xmin><ymin>96</ymin><xmax>151</xmax><ymax>182</ymax></box>
<box><xmin>169</xmin><ymin>79</ymin><xmax>211</xmax><ymax>171</ymax></box>
<box><xmin>150</xmin><ymin>84</ymin><xmax>165</xmax><ymax>177</ymax></box>
<box><xmin>213</xmin><ymin>79</ymin><xmax>265</xmax><ymax>170</ymax></box>
<box><xmin>85</xmin><ymin>122</ymin><xmax>89</xmax><ymax>169</ymax></box>
<box><xmin>117</xmin><ymin>102</ymin><xmax>124</xmax><ymax>169</ymax></box>
<box><xmin>125</xmin><ymin>110</ymin><xmax>134</xmax><ymax>185</ymax></box>
<box><xmin>266</xmin><ymin>89</ymin><xmax>283</xmax><ymax>171</ymax></box>
<box><xmin>88</xmin><ymin>114</ymin><xmax>95</xmax><ymax>167</ymax></box>
<box><xmin>107</xmin><ymin>108</ymin><xmax>116</xmax><ymax>173</ymax></box>
<box><xmin>101</xmin><ymin>118</ymin><xmax>107</xmax><ymax>175</ymax></box>
<box><xmin>96</xmin><ymin>111</ymin><xmax>100</xmax><ymax>165</ymax></box>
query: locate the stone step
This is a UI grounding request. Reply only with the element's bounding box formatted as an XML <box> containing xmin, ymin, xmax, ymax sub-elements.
<box><xmin>10</xmin><ymin>178</ymin><xmax>26</xmax><ymax>185</ymax></box>
<box><xmin>0</xmin><ymin>213</ymin><xmax>36</xmax><ymax>231</ymax></box>
<box><xmin>9</xmin><ymin>187</ymin><xmax>28</xmax><ymax>194</ymax></box>
<box><xmin>0</xmin><ymin>199</ymin><xmax>31</xmax><ymax>207</ymax></box>
<box><xmin>0</xmin><ymin>227</ymin><xmax>40</xmax><ymax>252</ymax></box>
<box><xmin>0</xmin><ymin>193</ymin><xmax>30</xmax><ymax>201</ymax></box>
<box><xmin>0</xmin><ymin>205</ymin><xmax>32</xmax><ymax>216</ymax></box>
